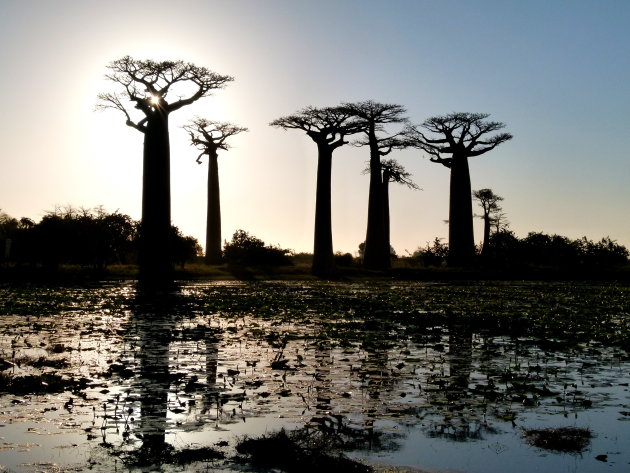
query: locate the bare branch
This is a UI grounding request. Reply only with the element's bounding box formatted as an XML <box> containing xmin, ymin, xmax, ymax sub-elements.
<box><xmin>96</xmin><ymin>92</ymin><xmax>147</xmax><ymax>133</ymax></box>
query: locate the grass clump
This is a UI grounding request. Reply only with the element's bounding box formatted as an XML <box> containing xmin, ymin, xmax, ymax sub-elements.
<box><xmin>236</xmin><ymin>428</ymin><xmax>372</xmax><ymax>473</ymax></box>
<box><xmin>523</xmin><ymin>426</ymin><xmax>592</xmax><ymax>452</ymax></box>
<box><xmin>0</xmin><ymin>372</ymin><xmax>88</xmax><ymax>395</ymax></box>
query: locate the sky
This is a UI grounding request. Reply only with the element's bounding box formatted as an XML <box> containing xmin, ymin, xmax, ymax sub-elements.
<box><xmin>1</xmin><ymin>0</ymin><xmax>629</xmax><ymax>256</ymax></box>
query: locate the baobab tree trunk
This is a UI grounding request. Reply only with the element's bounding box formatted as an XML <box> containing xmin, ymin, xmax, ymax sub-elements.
<box><xmin>312</xmin><ymin>144</ymin><xmax>335</xmax><ymax>276</ymax></box>
<box><xmin>205</xmin><ymin>151</ymin><xmax>222</xmax><ymax>264</ymax></box>
<box><xmin>363</xmin><ymin>125</ymin><xmax>389</xmax><ymax>270</ymax></box>
<box><xmin>382</xmin><ymin>170</ymin><xmax>391</xmax><ymax>262</ymax></box>
<box><xmin>139</xmin><ymin>112</ymin><xmax>173</xmax><ymax>288</ymax></box>
<box><xmin>448</xmin><ymin>155</ymin><xmax>475</xmax><ymax>266</ymax></box>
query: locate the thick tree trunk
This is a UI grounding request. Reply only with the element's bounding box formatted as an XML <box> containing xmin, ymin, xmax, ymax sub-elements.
<box><xmin>312</xmin><ymin>144</ymin><xmax>335</xmax><ymax>276</ymax></box>
<box><xmin>448</xmin><ymin>155</ymin><xmax>475</xmax><ymax>266</ymax></box>
<box><xmin>363</xmin><ymin>125</ymin><xmax>389</xmax><ymax>270</ymax></box>
<box><xmin>382</xmin><ymin>172</ymin><xmax>391</xmax><ymax>261</ymax></box>
<box><xmin>205</xmin><ymin>151</ymin><xmax>222</xmax><ymax>264</ymax></box>
<box><xmin>139</xmin><ymin>112</ymin><xmax>173</xmax><ymax>288</ymax></box>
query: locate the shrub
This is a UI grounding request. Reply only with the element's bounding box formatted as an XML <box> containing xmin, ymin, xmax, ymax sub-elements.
<box><xmin>334</xmin><ymin>252</ymin><xmax>354</xmax><ymax>267</ymax></box>
<box><xmin>412</xmin><ymin>238</ymin><xmax>449</xmax><ymax>267</ymax></box>
<box><xmin>223</xmin><ymin>230</ymin><xmax>293</xmax><ymax>266</ymax></box>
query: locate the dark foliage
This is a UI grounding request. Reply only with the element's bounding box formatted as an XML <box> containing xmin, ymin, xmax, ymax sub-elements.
<box><xmin>334</xmin><ymin>252</ymin><xmax>355</xmax><ymax>267</ymax></box>
<box><xmin>485</xmin><ymin>230</ymin><xmax>629</xmax><ymax>269</ymax></box>
<box><xmin>172</xmin><ymin>226</ymin><xmax>203</xmax><ymax>268</ymax></box>
<box><xmin>523</xmin><ymin>427</ymin><xmax>592</xmax><ymax>453</ymax></box>
<box><xmin>223</xmin><ymin>229</ymin><xmax>293</xmax><ymax>266</ymax></box>
<box><xmin>410</xmin><ymin>231</ymin><xmax>628</xmax><ymax>271</ymax></box>
<box><xmin>0</xmin><ymin>207</ymin><xmax>201</xmax><ymax>270</ymax></box>
<box><xmin>0</xmin><ymin>372</ymin><xmax>89</xmax><ymax>395</ymax></box>
<box><xmin>236</xmin><ymin>429</ymin><xmax>372</xmax><ymax>473</ymax></box>
<box><xmin>412</xmin><ymin>238</ymin><xmax>449</xmax><ymax>267</ymax></box>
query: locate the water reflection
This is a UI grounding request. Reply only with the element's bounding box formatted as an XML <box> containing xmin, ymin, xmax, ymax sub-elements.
<box><xmin>132</xmin><ymin>293</ymin><xmax>173</xmax><ymax>460</ymax></box>
<box><xmin>114</xmin><ymin>288</ymin><xmax>223</xmax><ymax>465</ymax></box>
<box><xmin>1</xmin><ymin>281</ymin><xmax>629</xmax><ymax>473</ymax></box>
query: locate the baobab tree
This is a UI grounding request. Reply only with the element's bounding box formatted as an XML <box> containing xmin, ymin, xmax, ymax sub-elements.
<box><xmin>270</xmin><ymin>106</ymin><xmax>361</xmax><ymax>276</ymax></box>
<box><xmin>472</xmin><ymin>188</ymin><xmax>504</xmax><ymax>257</ymax></box>
<box><xmin>344</xmin><ymin>101</ymin><xmax>408</xmax><ymax>270</ymax></box>
<box><xmin>380</xmin><ymin>159</ymin><xmax>420</xmax><ymax>256</ymax></box>
<box><xmin>97</xmin><ymin>56</ymin><xmax>233</xmax><ymax>287</ymax></box>
<box><xmin>183</xmin><ymin>118</ymin><xmax>248</xmax><ymax>265</ymax></box>
<box><xmin>405</xmin><ymin>113</ymin><xmax>512</xmax><ymax>266</ymax></box>
<box><xmin>363</xmin><ymin>159</ymin><xmax>419</xmax><ymax>261</ymax></box>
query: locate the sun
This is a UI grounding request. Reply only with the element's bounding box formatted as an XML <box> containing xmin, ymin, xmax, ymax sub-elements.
<box><xmin>150</xmin><ymin>94</ymin><xmax>161</xmax><ymax>105</ymax></box>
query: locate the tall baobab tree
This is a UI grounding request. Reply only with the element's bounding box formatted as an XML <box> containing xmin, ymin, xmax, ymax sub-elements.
<box><xmin>345</xmin><ymin>101</ymin><xmax>408</xmax><ymax>270</ymax></box>
<box><xmin>183</xmin><ymin>118</ymin><xmax>248</xmax><ymax>265</ymax></box>
<box><xmin>270</xmin><ymin>106</ymin><xmax>361</xmax><ymax>276</ymax></box>
<box><xmin>97</xmin><ymin>57</ymin><xmax>233</xmax><ymax>288</ymax></box>
<box><xmin>405</xmin><ymin>113</ymin><xmax>512</xmax><ymax>266</ymax></box>
<box><xmin>473</xmin><ymin>188</ymin><xmax>506</xmax><ymax>257</ymax></box>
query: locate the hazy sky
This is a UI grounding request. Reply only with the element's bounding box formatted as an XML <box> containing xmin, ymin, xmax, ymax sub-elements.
<box><xmin>1</xmin><ymin>0</ymin><xmax>628</xmax><ymax>255</ymax></box>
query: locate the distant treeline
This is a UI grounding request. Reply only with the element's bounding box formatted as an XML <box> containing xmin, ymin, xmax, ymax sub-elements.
<box><xmin>412</xmin><ymin>231</ymin><xmax>629</xmax><ymax>270</ymax></box>
<box><xmin>1</xmin><ymin>206</ymin><xmax>628</xmax><ymax>275</ymax></box>
<box><xmin>0</xmin><ymin>207</ymin><xmax>201</xmax><ymax>270</ymax></box>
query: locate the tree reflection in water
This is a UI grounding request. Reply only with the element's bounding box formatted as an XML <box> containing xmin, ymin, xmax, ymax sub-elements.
<box><xmin>123</xmin><ymin>289</ymin><xmax>221</xmax><ymax>465</ymax></box>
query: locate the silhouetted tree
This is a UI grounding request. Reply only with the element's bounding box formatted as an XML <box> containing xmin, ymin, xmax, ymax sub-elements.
<box><xmin>363</xmin><ymin>159</ymin><xmax>419</xmax><ymax>261</ymax></box>
<box><xmin>0</xmin><ymin>210</ymin><xmax>18</xmax><ymax>262</ymax></box>
<box><xmin>472</xmin><ymin>188</ymin><xmax>504</xmax><ymax>257</ymax></box>
<box><xmin>171</xmin><ymin>225</ymin><xmax>203</xmax><ymax>268</ymax></box>
<box><xmin>345</xmin><ymin>101</ymin><xmax>408</xmax><ymax>270</ymax></box>
<box><xmin>270</xmin><ymin>106</ymin><xmax>361</xmax><ymax>276</ymax></box>
<box><xmin>97</xmin><ymin>56</ymin><xmax>233</xmax><ymax>288</ymax></box>
<box><xmin>223</xmin><ymin>229</ymin><xmax>292</xmax><ymax>266</ymax></box>
<box><xmin>412</xmin><ymin>237</ymin><xmax>449</xmax><ymax>267</ymax></box>
<box><xmin>406</xmin><ymin>113</ymin><xmax>512</xmax><ymax>266</ymax></box>
<box><xmin>183</xmin><ymin>118</ymin><xmax>248</xmax><ymax>265</ymax></box>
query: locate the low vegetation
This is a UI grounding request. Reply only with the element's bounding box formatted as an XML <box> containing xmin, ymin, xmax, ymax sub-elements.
<box><xmin>523</xmin><ymin>426</ymin><xmax>592</xmax><ymax>453</ymax></box>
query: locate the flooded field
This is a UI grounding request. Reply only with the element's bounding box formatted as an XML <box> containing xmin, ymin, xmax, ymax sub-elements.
<box><xmin>1</xmin><ymin>280</ymin><xmax>629</xmax><ymax>473</ymax></box>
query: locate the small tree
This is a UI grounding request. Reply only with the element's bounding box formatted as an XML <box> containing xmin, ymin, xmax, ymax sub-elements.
<box><xmin>472</xmin><ymin>188</ymin><xmax>505</xmax><ymax>257</ymax></box>
<box><xmin>184</xmin><ymin>118</ymin><xmax>248</xmax><ymax>265</ymax></box>
<box><xmin>363</xmin><ymin>159</ymin><xmax>419</xmax><ymax>259</ymax></box>
<box><xmin>97</xmin><ymin>56</ymin><xmax>233</xmax><ymax>288</ymax></box>
<box><xmin>406</xmin><ymin>113</ymin><xmax>512</xmax><ymax>266</ymax></box>
<box><xmin>412</xmin><ymin>238</ymin><xmax>449</xmax><ymax>267</ymax></box>
<box><xmin>0</xmin><ymin>210</ymin><xmax>18</xmax><ymax>262</ymax></box>
<box><xmin>270</xmin><ymin>106</ymin><xmax>360</xmax><ymax>276</ymax></box>
<box><xmin>223</xmin><ymin>229</ymin><xmax>292</xmax><ymax>266</ymax></box>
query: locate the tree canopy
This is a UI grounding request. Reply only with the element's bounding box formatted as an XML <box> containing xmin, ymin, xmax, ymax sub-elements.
<box><xmin>405</xmin><ymin>112</ymin><xmax>513</xmax><ymax>166</ymax></box>
<box><xmin>97</xmin><ymin>56</ymin><xmax>234</xmax><ymax>133</ymax></box>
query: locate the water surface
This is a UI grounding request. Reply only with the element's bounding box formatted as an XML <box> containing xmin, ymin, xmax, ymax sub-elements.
<box><xmin>1</xmin><ymin>281</ymin><xmax>628</xmax><ymax>472</ymax></box>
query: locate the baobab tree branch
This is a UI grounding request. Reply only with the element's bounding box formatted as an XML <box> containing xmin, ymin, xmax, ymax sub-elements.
<box><xmin>429</xmin><ymin>155</ymin><xmax>453</xmax><ymax>168</ymax></box>
<box><xmin>380</xmin><ymin>159</ymin><xmax>421</xmax><ymax>190</ymax></box>
<box><xmin>96</xmin><ymin>92</ymin><xmax>147</xmax><ymax>133</ymax></box>
<box><xmin>183</xmin><ymin>118</ymin><xmax>248</xmax><ymax>159</ymax></box>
